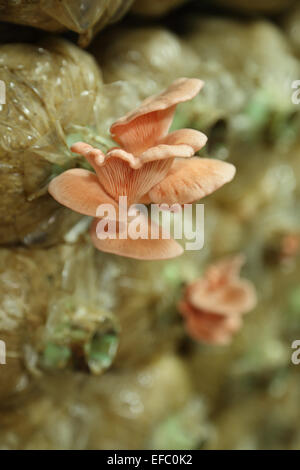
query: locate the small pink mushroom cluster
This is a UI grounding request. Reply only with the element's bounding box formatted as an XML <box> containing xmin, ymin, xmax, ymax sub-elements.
<box><xmin>178</xmin><ymin>255</ymin><xmax>257</xmax><ymax>345</ymax></box>
<box><xmin>49</xmin><ymin>78</ymin><xmax>236</xmax><ymax>260</ymax></box>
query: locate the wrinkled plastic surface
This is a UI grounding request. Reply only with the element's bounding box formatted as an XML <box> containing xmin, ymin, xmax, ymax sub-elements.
<box><xmin>0</xmin><ymin>0</ymin><xmax>134</xmax><ymax>46</ymax></box>
<box><xmin>0</xmin><ymin>38</ymin><xmax>102</xmax><ymax>244</ymax></box>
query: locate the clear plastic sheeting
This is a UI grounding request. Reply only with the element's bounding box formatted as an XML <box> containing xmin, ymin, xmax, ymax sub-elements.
<box><xmin>0</xmin><ymin>38</ymin><xmax>102</xmax><ymax>244</ymax></box>
<box><xmin>0</xmin><ymin>240</ymin><xmax>120</xmax><ymax>400</ymax></box>
<box><xmin>0</xmin><ymin>0</ymin><xmax>134</xmax><ymax>46</ymax></box>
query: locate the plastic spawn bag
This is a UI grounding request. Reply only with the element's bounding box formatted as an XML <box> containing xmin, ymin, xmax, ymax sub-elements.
<box><xmin>97</xmin><ymin>19</ymin><xmax>300</xmax><ymax>152</ymax></box>
<box><xmin>0</xmin><ymin>37</ymin><xmax>104</xmax><ymax>245</ymax></box>
<box><xmin>0</xmin><ymin>240</ymin><xmax>120</xmax><ymax>400</ymax></box>
<box><xmin>0</xmin><ymin>0</ymin><xmax>134</xmax><ymax>46</ymax></box>
<box><xmin>0</xmin><ymin>233</ymin><xmax>189</xmax><ymax>401</ymax></box>
<box><xmin>186</xmin><ymin>17</ymin><xmax>300</xmax><ymax>142</ymax></box>
<box><xmin>0</xmin><ymin>353</ymin><xmax>204</xmax><ymax>449</ymax></box>
<box><xmin>95</xmin><ymin>26</ymin><xmax>245</xmax><ymax>146</ymax></box>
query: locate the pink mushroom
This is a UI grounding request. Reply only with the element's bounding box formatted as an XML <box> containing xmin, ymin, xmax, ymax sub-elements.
<box><xmin>49</xmin><ymin>78</ymin><xmax>236</xmax><ymax>260</ymax></box>
<box><xmin>178</xmin><ymin>255</ymin><xmax>257</xmax><ymax>344</ymax></box>
<box><xmin>280</xmin><ymin>233</ymin><xmax>300</xmax><ymax>262</ymax></box>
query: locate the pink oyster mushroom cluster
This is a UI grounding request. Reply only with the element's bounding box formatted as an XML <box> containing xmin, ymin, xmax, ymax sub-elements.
<box><xmin>49</xmin><ymin>78</ymin><xmax>236</xmax><ymax>260</ymax></box>
<box><xmin>178</xmin><ymin>255</ymin><xmax>257</xmax><ymax>345</ymax></box>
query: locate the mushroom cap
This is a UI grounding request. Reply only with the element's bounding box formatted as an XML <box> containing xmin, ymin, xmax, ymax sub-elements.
<box><xmin>110</xmin><ymin>78</ymin><xmax>204</xmax><ymax>154</ymax></box>
<box><xmin>110</xmin><ymin>78</ymin><xmax>203</xmax><ymax>133</ymax></box>
<box><xmin>186</xmin><ymin>277</ymin><xmax>257</xmax><ymax>317</ymax></box>
<box><xmin>90</xmin><ymin>216</ymin><xmax>183</xmax><ymax>260</ymax></box>
<box><xmin>185</xmin><ymin>255</ymin><xmax>257</xmax><ymax>317</ymax></box>
<box><xmin>179</xmin><ymin>299</ymin><xmax>242</xmax><ymax>345</ymax></box>
<box><xmin>148</xmin><ymin>157</ymin><xmax>236</xmax><ymax>205</ymax></box>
